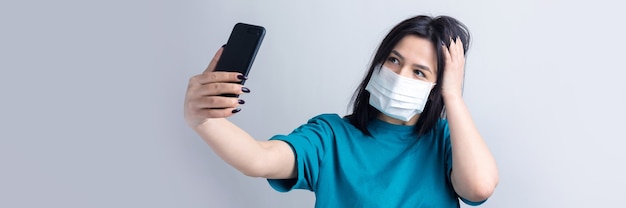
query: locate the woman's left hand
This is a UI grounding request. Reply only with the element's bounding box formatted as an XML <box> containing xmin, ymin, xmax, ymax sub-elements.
<box><xmin>441</xmin><ymin>37</ymin><xmax>465</xmax><ymax>98</ymax></box>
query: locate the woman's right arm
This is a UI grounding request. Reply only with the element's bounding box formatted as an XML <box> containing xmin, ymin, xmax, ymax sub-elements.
<box><xmin>184</xmin><ymin>47</ymin><xmax>296</xmax><ymax>179</ymax></box>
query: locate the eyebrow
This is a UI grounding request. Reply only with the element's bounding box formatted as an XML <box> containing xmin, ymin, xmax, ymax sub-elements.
<box><xmin>391</xmin><ymin>50</ymin><xmax>432</xmax><ymax>73</ymax></box>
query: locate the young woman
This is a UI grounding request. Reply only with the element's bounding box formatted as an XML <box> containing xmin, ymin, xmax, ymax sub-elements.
<box><xmin>184</xmin><ymin>15</ymin><xmax>498</xmax><ymax>207</ymax></box>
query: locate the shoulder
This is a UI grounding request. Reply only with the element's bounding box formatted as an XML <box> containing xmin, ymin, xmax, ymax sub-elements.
<box><xmin>436</xmin><ymin>119</ymin><xmax>451</xmax><ymax>147</ymax></box>
<box><xmin>437</xmin><ymin>119</ymin><xmax>449</xmax><ymax>130</ymax></box>
<box><xmin>291</xmin><ymin>113</ymin><xmax>358</xmax><ymax>137</ymax></box>
<box><xmin>309</xmin><ymin>113</ymin><xmax>343</xmax><ymax>121</ymax></box>
<box><xmin>304</xmin><ymin>113</ymin><xmax>349</xmax><ymax>127</ymax></box>
<box><xmin>274</xmin><ymin>114</ymin><xmax>352</xmax><ymax>138</ymax></box>
<box><xmin>428</xmin><ymin>119</ymin><xmax>450</xmax><ymax>140</ymax></box>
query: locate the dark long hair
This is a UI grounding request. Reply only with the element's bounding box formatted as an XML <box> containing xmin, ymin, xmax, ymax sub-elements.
<box><xmin>347</xmin><ymin>15</ymin><xmax>470</xmax><ymax>136</ymax></box>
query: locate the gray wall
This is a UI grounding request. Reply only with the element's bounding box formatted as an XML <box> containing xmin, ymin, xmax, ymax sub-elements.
<box><xmin>1</xmin><ymin>0</ymin><xmax>625</xmax><ymax>207</ymax></box>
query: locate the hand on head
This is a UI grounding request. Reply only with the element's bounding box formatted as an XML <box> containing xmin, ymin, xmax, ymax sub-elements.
<box><xmin>441</xmin><ymin>37</ymin><xmax>466</xmax><ymax>98</ymax></box>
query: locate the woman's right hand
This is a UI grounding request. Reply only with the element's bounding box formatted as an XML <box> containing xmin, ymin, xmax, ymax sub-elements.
<box><xmin>184</xmin><ymin>47</ymin><xmax>249</xmax><ymax>128</ymax></box>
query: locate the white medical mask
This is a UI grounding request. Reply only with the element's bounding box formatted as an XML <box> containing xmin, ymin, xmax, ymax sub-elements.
<box><xmin>365</xmin><ymin>65</ymin><xmax>435</xmax><ymax>122</ymax></box>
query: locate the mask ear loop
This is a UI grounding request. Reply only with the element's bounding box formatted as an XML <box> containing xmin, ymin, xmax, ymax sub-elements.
<box><xmin>364</xmin><ymin>64</ymin><xmax>383</xmax><ymax>94</ymax></box>
<box><xmin>374</xmin><ymin>63</ymin><xmax>383</xmax><ymax>73</ymax></box>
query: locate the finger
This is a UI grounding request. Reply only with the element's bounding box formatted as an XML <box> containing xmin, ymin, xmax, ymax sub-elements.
<box><xmin>197</xmin><ymin>83</ymin><xmax>249</xmax><ymax>96</ymax></box>
<box><xmin>193</xmin><ymin>96</ymin><xmax>242</xmax><ymax>109</ymax></box>
<box><xmin>447</xmin><ymin>37</ymin><xmax>464</xmax><ymax>63</ymax></box>
<box><xmin>191</xmin><ymin>71</ymin><xmax>246</xmax><ymax>85</ymax></box>
<box><xmin>446</xmin><ymin>37</ymin><xmax>458</xmax><ymax>62</ymax></box>
<box><xmin>453</xmin><ymin>38</ymin><xmax>465</xmax><ymax>67</ymax></box>
<box><xmin>196</xmin><ymin>107</ymin><xmax>242</xmax><ymax>118</ymax></box>
<box><xmin>441</xmin><ymin>42</ymin><xmax>452</xmax><ymax>63</ymax></box>
<box><xmin>449</xmin><ymin>40</ymin><xmax>457</xmax><ymax>63</ymax></box>
<box><xmin>205</xmin><ymin>47</ymin><xmax>225</xmax><ymax>73</ymax></box>
<box><xmin>455</xmin><ymin>37</ymin><xmax>465</xmax><ymax>58</ymax></box>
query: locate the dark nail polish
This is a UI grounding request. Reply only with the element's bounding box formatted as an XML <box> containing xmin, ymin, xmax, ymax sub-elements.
<box><xmin>242</xmin><ymin>87</ymin><xmax>251</xmax><ymax>93</ymax></box>
<box><xmin>222</xmin><ymin>44</ymin><xmax>226</xmax><ymax>48</ymax></box>
<box><xmin>238</xmin><ymin>99</ymin><xmax>245</xmax><ymax>104</ymax></box>
<box><xmin>232</xmin><ymin>108</ymin><xmax>241</xmax><ymax>113</ymax></box>
<box><xmin>237</xmin><ymin>74</ymin><xmax>248</xmax><ymax>80</ymax></box>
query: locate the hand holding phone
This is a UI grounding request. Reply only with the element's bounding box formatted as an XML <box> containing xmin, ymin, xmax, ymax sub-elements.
<box><xmin>184</xmin><ymin>23</ymin><xmax>266</xmax><ymax>124</ymax></box>
<box><xmin>215</xmin><ymin>23</ymin><xmax>265</xmax><ymax>97</ymax></box>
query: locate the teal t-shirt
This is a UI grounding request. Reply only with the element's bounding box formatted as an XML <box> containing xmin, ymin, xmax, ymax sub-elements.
<box><xmin>267</xmin><ymin>114</ymin><xmax>485</xmax><ymax>207</ymax></box>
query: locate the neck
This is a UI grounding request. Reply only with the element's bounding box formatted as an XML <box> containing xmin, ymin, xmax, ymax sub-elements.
<box><xmin>377</xmin><ymin>113</ymin><xmax>419</xmax><ymax>126</ymax></box>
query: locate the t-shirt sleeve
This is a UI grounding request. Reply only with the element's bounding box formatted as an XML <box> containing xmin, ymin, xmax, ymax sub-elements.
<box><xmin>442</xmin><ymin>119</ymin><xmax>488</xmax><ymax>206</ymax></box>
<box><xmin>266</xmin><ymin>114</ymin><xmax>336</xmax><ymax>192</ymax></box>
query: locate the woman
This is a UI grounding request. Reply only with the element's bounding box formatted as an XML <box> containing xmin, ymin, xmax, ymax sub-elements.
<box><xmin>184</xmin><ymin>15</ymin><xmax>498</xmax><ymax>207</ymax></box>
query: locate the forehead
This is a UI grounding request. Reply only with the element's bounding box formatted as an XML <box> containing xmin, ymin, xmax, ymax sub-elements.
<box><xmin>392</xmin><ymin>35</ymin><xmax>437</xmax><ymax>73</ymax></box>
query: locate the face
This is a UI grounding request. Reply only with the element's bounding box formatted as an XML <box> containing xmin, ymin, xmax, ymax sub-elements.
<box><xmin>376</xmin><ymin>35</ymin><xmax>438</xmax><ymax>125</ymax></box>
<box><xmin>383</xmin><ymin>35</ymin><xmax>438</xmax><ymax>83</ymax></box>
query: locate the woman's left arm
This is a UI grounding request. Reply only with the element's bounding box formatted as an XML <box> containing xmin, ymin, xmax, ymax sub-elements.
<box><xmin>442</xmin><ymin>37</ymin><xmax>499</xmax><ymax>202</ymax></box>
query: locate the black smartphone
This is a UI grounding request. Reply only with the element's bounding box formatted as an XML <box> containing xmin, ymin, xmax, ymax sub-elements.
<box><xmin>215</xmin><ymin>23</ymin><xmax>265</xmax><ymax>97</ymax></box>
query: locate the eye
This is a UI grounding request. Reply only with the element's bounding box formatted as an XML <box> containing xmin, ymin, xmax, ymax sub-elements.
<box><xmin>386</xmin><ymin>57</ymin><xmax>400</xmax><ymax>65</ymax></box>
<box><xmin>413</xmin><ymin>70</ymin><xmax>425</xmax><ymax>78</ymax></box>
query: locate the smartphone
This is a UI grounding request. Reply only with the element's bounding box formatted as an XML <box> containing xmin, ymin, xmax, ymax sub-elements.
<box><xmin>214</xmin><ymin>23</ymin><xmax>265</xmax><ymax>97</ymax></box>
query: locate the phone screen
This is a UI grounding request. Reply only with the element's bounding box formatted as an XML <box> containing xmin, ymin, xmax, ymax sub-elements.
<box><xmin>215</xmin><ymin>23</ymin><xmax>265</xmax><ymax>86</ymax></box>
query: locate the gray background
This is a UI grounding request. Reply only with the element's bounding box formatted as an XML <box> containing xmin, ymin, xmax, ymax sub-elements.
<box><xmin>1</xmin><ymin>0</ymin><xmax>625</xmax><ymax>207</ymax></box>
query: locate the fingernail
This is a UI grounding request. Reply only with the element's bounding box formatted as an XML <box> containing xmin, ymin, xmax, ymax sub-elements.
<box><xmin>232</xmin><ymin>108</ymin><xmax>241</xmax><ymax>113</ymax></box>
<box><xmin>222</xmin><ymin>44</ymin><xmax>226</xmax><ymax>48</ymax></box>
<box><xmin>238</xmin><ymin>99</ymin><xmax>245</xmax><ymax>104</ymax></box>
<box><xmin>237</xmin><ymin>74</ymin><xmax>248</xmax><ymax>80</ymax></box>
<box><xmin>242</xmin><ymin>87</ymin><xmax>251</xmax><ymax>93</ymax></box>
